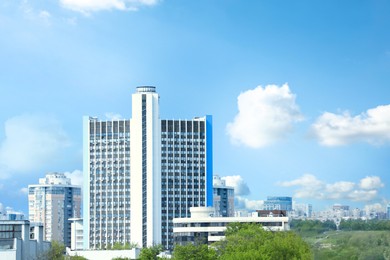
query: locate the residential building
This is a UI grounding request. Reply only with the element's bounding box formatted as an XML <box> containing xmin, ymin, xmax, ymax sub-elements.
<box><xmin>28</xmin><ymin>172</ymin><xmax>81</xmax><ymax>248</ymax></box>
<box><xmin>173</xmin><ymin>207</ymin><xmax>289</xmax><ymax>246</ymax></box>
<box><xmin>0</xmin><ymin>220</ymin><xmax>50</xmax><ymax>260</ymax></box>
<box><xmin>83</xmin><ymin>86</ymin><xmax>213</xmax><ymax>250</ymax></box>
<box><xmin>213</xmin><ymin>175</ymin><xmax>234</xmax><ymax>217</ymax></box>
<box><xmin>263</xmin><ymin>196</ymin><xmax>292</xmax><ymax>212</ymax></box>
<box><xmin>69</xmin><ymin>218</ymin><xmax>83</xmax><ymax>251</ymax></box>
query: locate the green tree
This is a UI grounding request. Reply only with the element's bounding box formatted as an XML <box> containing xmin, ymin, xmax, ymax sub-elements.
<box><xmin>45</xmin><ymin>240</ymin><xmax>66</xmax><ymax>260</ymax></box>
<box><xmin>139</xmin><ymin>244</ymin><xmax>164</xmax><ymax>260</ymax></box>
<box><xmin>173</xmin><ymin>243</ymin><xmax>217</xmax><ymax>260</ymax></box>
<box><xmin>215</xmin><ymin>222</ymin><xmax>312</xmax><ymax>260</ymax></box>
<box><xmin>111</xmin><ymin>241</ymin><xmax>139</xmax><ymax>250</ymax></box>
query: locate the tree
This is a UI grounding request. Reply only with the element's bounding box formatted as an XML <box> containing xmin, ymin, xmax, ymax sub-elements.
<box><xmin>111</xmin><ymin>241</ymin><xmax>139</xmax><ymax>250</ymax></box>
<box><xmin>173</xmin><ymin>243</ymin><xmax>217</xmax><ymax>260</ymax></box>
<box><xmin>139</xmin><ymin>244</ymin><xmax>164</xmax><ymax>260</ymax></box>
<box><xmin>45</xmin><ymin>240</ymin><xmax>66</xmax><ymax>260</ymax></box>
<box><xmin>215</xmin><ymin>222</ymin><xmax>312</xmax><ymax>260</ymax></box>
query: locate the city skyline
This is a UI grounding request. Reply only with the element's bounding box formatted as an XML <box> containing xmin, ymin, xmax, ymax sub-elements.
<box><xmin>0</xmin><ymin>1</ymin><xmax>390</xmax><ymax>215</ymax></box>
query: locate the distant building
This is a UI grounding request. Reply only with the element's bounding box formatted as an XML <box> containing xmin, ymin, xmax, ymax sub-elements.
<box><xmin>0</xmin><ymin>220</ymin><xmax>50</xmax><ymax>260</ymax></box>
<box><xmin>28</xmin><ymin>172</ymin><xmax>81</xmax><ymax>247</ymax></box>
<box><xmin>333</xmin><ymin>204</ymin><xmax>349</xmax><ymax>211</ymax></box>
<box><xmin>173</xmin><ymin>207</ymin><xmax>289</xmax><ymax>246</ymax></box>
<box><xmin>291</xmin><ymin>203</ymin><xmax>312</xmax><ymax>219</ymax></box>
<box><xmin>387</xmin><ymin>204</ymin><xmax>390</xmax><ymax>220</ymax></box>
<box><xmin>264</xmin><ymin>196</ymin><xmax>292</xmax><ymax>212</ymax></box>
<box><xmin>213</xmin><ymin>175</ymin><xmax>234</xmax><ymax>217</ymax></box>
<box><xmin>0</xmin><ymin>211</ymin><xmax>25</xmax><ymax>221</ymax></box>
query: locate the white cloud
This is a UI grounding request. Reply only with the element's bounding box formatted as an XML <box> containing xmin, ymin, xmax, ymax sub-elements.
<box><xmin>64</xmin><ymin>169</ymin><xmax>83</xmax><ymax>186</ymax></box>
<box><xmin>59</xmin><ymin>0</ymin><xmax>159</xmax><ymax>14</ymax></box>
<box><xmin>226</xmin><ymin>84</ymin><xmax>303</xmax><ymax>148</ymax></box>
<box><xmin>222</xmin><ymin>175</ymin><xmax>250</xmax><ymax>196</ymax></box>
<box><xmin>359</xmin><ymin>176</ymin><xmax>384</xmax><ymax>190</ymax></box>
<box><xmin>235</xmin><ymin>196</ymin><xmax>264</xmax><ymax>211</ymax></box>
<box><xmin>279</xmin><ymin>174</ymin><xmax>384</xmax><ymax>202</ymax></box>
<box><xmin>105</xmin><ymin>112</ymin><xmax>124</xmax><ymax>121</ymax></box>
<box><xmin>311</xmin><ymin>105</ymin><xmax>390</xmax><ymax>146</ymax></box>
<box><xmin>222</xmin><ymin>175</ymin><xmax>264</xmax><ymax>211</ymax></box>
<box><xmin>0</xmin><ymin>114</ymin><xmax>70</xmax><ymax>177</ymax></box>
<box><xmin>348</xmin><ymin>190</ymin><xmax>378</xmax><ymax>202</ymax></box>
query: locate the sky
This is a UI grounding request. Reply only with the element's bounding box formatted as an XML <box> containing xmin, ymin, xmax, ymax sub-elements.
<box><xmin>0</xmin><ymin>0</ymin><xmax>389</xmax><ymax>215</ymax></box>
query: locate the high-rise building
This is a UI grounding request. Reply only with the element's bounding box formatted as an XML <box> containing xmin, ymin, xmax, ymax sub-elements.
<box><xmin>263</xmin><ymin>196</ymin><xmax>292</xmax><ymax>212</ymax></box>
<box><xmin>83</xmin><ymin>86</ymin><xmax>213</xmax><ymax>250</ymax></box>
<box><xmin>213</xmin><ymin>175</ymin><xmax>234</xmax><ymax>217</ymax></box>
<box><xmin>28</xmin><ymin>172</ymin><xmax>81</xmax><ymax>247</ymax></box>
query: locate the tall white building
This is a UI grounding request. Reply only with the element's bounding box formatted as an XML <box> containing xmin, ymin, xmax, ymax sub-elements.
<box><xmin>130</xmin><ymin>87</ymin><xmax>161</xmax><ymax>248</ymax></box>
<box><xmin>28</xmin><ymin>172</ymin><xmax>81</xmax><ymax>247</ymax></box>
<box><xmin>83</xmin><ymin>86</ymin><xmax>213</xmax><ymax>250</ymax></box>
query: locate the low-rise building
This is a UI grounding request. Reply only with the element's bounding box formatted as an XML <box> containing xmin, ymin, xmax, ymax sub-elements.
<box><xmin>0</xmin><ymin>220</ymin><xmax>50</xmax><ymax>260</ymax></box>
<box><xmin>173</xmin><ymin>207</ymin><xmax>289</xmax><ymax>246</ymax></box>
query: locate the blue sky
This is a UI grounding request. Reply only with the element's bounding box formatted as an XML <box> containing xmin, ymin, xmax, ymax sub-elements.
<box><xmin>0</xmin><ymin>0</ymin><xmax>389</xmax><ymax>215</ymax></box>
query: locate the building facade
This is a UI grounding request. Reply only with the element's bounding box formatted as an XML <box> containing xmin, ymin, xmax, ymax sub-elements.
<box><xmin>28</xmin><ymin>173</ymin><xmax>81</xmax><ymax>248</ymax></box>
<box><xmin>263</xmin><ymin>196</ymin><xmax>292</xmax><ymax>212</ymax></box>
<box><xmin>173</xmin><ymin>207</ymin><xmax>289</xmax><ymax>246</ymax></box>
<box><xmin>0</xmin><ymin>220</ymin><xmax>50</xmax><ymax>260</ymax></box>
<box><xmin>213</xmin><ymin>175</ymin><xmax>234</xmax><ymax>217</ymax></box>
<box><xmin>83</xmin><ymin>86</ymin><xmax>213</xmax><ymax>250</ymax></box>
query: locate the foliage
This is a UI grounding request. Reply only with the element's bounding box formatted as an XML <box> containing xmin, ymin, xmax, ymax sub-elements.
<box><xmin>111</xmin><ymin>257</ymin><xmax>131</xmax><ymax>260</ymax></box>
<box><xmin>290</xmin><ymin>219</ymin><xmax>337</xmax><ymax>235</ymax></box>
<box><xmin>214</xmin><ymin>222</ymin><xmax>312</xmax><ymax>260</ymax></box>
<box><xmin>339</xmin><ymin>219</ymin><xmax>390</xmax><ymax>231</ymax></box>
<box><xmin>139</xmin><ymin>244</ymin><xmax>164</xmax><ymax>260</ymax></box>
<box><xmin>45</xmin><ymin>240</ymin><xmax>66</xmax><ymax>260</ymax></box>
<box><xmin>302</xmin><ymin>230</ymin><xmax>390</xmax><ymax>260</ymax></box>
<box><xmin>110</xmin><ymin>241</ymin><xmax>139</xmax><ymax>250</ymax></box>
<box><xmin>172</xmin><ymin>243</ymin><xmax>217</xmax><ymax>260</ymax></box>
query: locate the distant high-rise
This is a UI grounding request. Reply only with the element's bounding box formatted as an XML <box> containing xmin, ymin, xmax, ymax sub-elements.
<box><xmin>213</xmin><ymin>175</ymin><xmax>234</xmax><ymax>217</ymax></box>
<box><xmin>28</xmin><ymin>172</ymin><xmax>81</xmax><ymax>247</ymax></box>
<box><xmin>83</xmin><ymin>87</ymin><xmax>213</xmax><ymax>250</ymax></box>
<box><xmin>264</xmin><ymin>196</ymin><xmax>292</xmax><ymax>212</ymax></box>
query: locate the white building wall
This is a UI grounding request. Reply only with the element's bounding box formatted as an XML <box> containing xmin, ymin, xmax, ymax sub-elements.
<box><xmin>130</xmin><ymin>87</ymin><xmax>161</xmax><ymax>247</ymax></box>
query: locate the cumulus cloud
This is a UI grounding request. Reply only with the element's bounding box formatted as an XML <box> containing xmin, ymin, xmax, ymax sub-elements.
<box><xmin>222</xmin><ymin>175</ymin><xmax>250</xmax><ymax>196</ymax></box>
<box><xmin>64</xmin><ymin>169</ymin><xmax>83</xmax><ymax>186</ymax></box>
<box><xmin>359</xmin><ymin>176</ymin><xmax>384</xmax><ymax>190</ymax></box>
<box><xmin>0</xmin><ymin>114</ymin><xmax>70</xmax><ymax>177</ymax></box>
<box><xmin>226</xmin><ymin>84</ymin><xmax>303</xmax><ymax>148</ymax></box>
<box><xmin>279</xmin><ymin>174</ymin><xmax>384</xmax><ymax>202</ymax></box>
<box><xmin>311</xmin><ymin>105</ymin><xmax>390</xmax><ymax>146</ymax></box>
<box><xmin>221</xmin><ymin>175</ymin><xmax>264</xmax><ymax>211</ymax></box>
<box><xmin>59</xmin><ymin>0</ymin><xmax>159</xmax><ymax>14</ymax></box>
<box><xmin>235</xmin><ymin>196</ymin><xmax>264</xmax><ymax>211</ymax></box>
